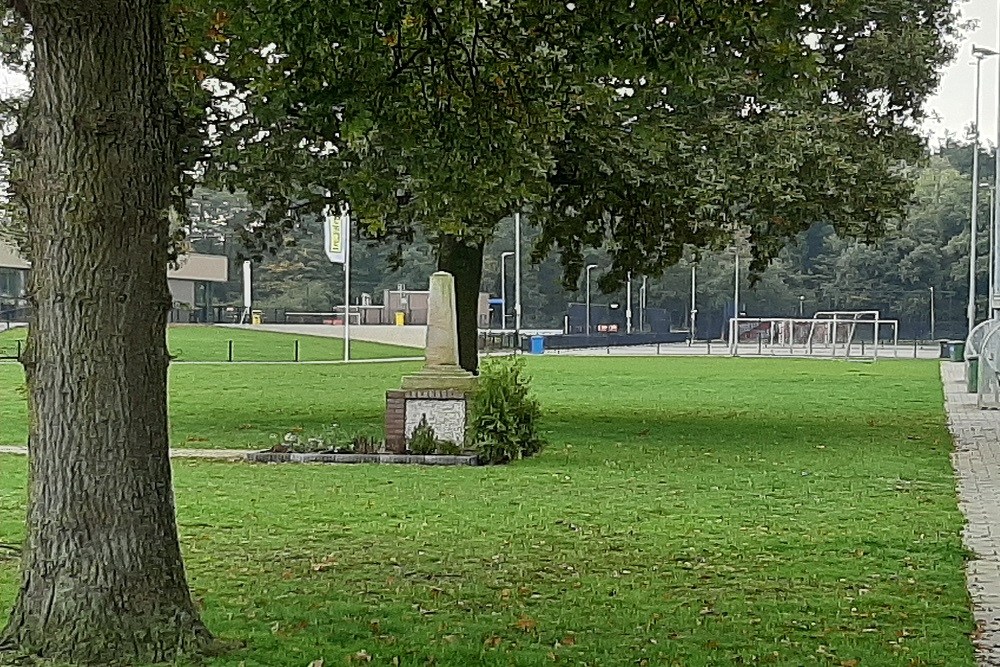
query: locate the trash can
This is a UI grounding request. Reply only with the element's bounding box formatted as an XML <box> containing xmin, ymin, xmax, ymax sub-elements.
<box><xmin>251</xmin><ymin>309</ymin><xmax>263</xmax><ymax>325</ymax></box>
<box><xmin>949</xmin><ymin>340</ymin><xmax>966</xmax><ymax>362</ymax></box>
<box><xmin>967</xmin><ymin>356</ymin><xmax>980</xmax><ymax>393</ymax></box>
<box><xmin>939</xmin><ymin>340</ymin><xmax>950</xmax><ymax>359</ymax></box>
<box><xmin>530</xmin><ymin>335</ymin><xmax>545</xmax><ymax>355</ymax></box>
<box><xmin>395</xmin><ymin>311</ymin><xmax>406</xmax><ymax>327</ymax></box>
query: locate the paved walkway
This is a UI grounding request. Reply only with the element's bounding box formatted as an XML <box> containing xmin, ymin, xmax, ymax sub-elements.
<box><xmin>943</xmin><ymin>361</ymin><xmax>1000</xmax><ymax>665</ymax></box>
<box><xmin>0</xmin><ymin>445</ymin><xmax>247</xmax><ymax>460</ymax></box>
<box><xmin>220</xmin><ymin>323</ymin><xmax>427</xmax><ymax>348</ymax></box>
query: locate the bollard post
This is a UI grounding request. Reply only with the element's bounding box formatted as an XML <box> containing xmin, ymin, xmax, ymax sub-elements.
<box><xmin>861</xmin><ymin>340</ymin><xmax>865</xmax><ymax>356</ymax></box>
<box><xmin>228</xmin><ymin>339</ymin><xmax>233</xmax><ymax>362</ymax></box>
<box><xmin>657</xmin><ymin>342</ymin><xmax>661</xmax><ymax>355</ymax></box>
<box><xmin>757</xmin><ymin>334</ymin><xmax>762</xmax><ymax>355</ymax></box>
<box><xmin>294</xmin><ymin>339</ymin><xmax>300</xmax><ymax>362</ymax></box>
<box><xmin>913</xmin><ymin>339</ymin><xmax>918</xmax><ymax>359</ymax></box>
<box><xmin>707</xmin><ymin>339</ymin><xmax>711</xmax><ymax>355</ymax></box>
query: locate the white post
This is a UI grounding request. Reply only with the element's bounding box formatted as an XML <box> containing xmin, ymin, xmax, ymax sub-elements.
<box><xmin>640</xmin><ymin>275</ymin><xmax>647</xmax><ymax>333</ymax></box>
<box><xmin>731</xmin><ymin>252</ymin><xmax>740</xmax><ymax>355</ymax></box>
<box><xmin>586</xmin><ymin>263</ymin><xmax>597</xmax><ymax>336</ymax></box>
<box><xmin>995</xmin><ymin>32</ymin><xmax>1000</xmax><ymax>318</ymax></box>
<box><xmin>990</xmin><ymin>188</ymin><xmax>996</xmax><ymax>311</ymax></box>
<box><xmin>242</xmin><ymin>260</ymin><xmax>252</xmax><ymax>324</ymax></box>
<box><xmin>930</xmin><ymin>286</ymin><xmax>936</xmax><ymax>340</ymax></box>
<box><xmin>343</xmin><ymin>207</ymin><xmax>351</xmax><ymax>363</ymax></box>
<box><xmin>626</xmin><ymin>271</ymin><xmax>633</xmax><ymax>334</ymax></box>
<box><xmin>514</xmin><ymin>211</ymin><xmax>522</xmax><ymax>337</ymax></box>
<box><xmin>690</xmin><ymin>264</ymin><xmax>696</xmax><ymax>343</ymax></box>
<box><xmin>970</xmin><ymin>50</ymin><xmax>986</xmax><ymax>335</ymax></box>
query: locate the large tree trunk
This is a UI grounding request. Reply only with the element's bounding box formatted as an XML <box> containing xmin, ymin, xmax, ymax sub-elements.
<box><xmin>437</xmin><ymin>234</ymin><xmax>485</xmax><ymax>374</ymax></box>
<box><xmin>0</xmin><ymin>1</ymin><xmax>212</xmax><ymax>663</ymax></box>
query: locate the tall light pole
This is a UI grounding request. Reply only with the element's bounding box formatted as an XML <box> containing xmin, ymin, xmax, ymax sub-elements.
<box><xmin>639</xmin><ymin>275</ymin><xmax>647</xmax><ymax>333</ymax></box>
<box><xmin>500</xmin><ymin>251</ymin><xmax>514</xmax><ymax>330</ymax></box>
<box><xmin>930</xmin><ymin>286</ymin><xmax>936</xmax><ymax>341</ymax></box>
<box><xmin>799</xmin><ymin>295</ymin><xmax>805</xmax><ymax>318</ymax></box>
<box><xmin>731</xmin><ymin>250</ymin><xmax>741</xmax><ymax>354</ymax></box>
<box><xmin>995</xmin><ymin>34</ymin><xmax>1000</xmax><ymax>318</ymax></box>
<box><xmin>626</xmin><ymin>271</ymin><xmax>633</xmax><ymax>334</ymax></box>
<box><xmin>690</xmin><ymin>264</ymin><xmax>696</xmax><ymax>343</ymax></box>
<box><xmin>585</xmin><ymin>263</ymin><xmax>597</xmax><ymax>336</ymax></box>
<box><xmin>970</xmin><ymin>46</ymin><xmax>998</xmax><ymax>333</ymax></box>
<box><xmin>989</xmin><ymin>185</ymin><xmax>997</xmax><ymax>310</ymax></box>
<box><xmin>513</xmin><ymin>212</ymin><xmax>522</xmax><ymax>337</ymax></box>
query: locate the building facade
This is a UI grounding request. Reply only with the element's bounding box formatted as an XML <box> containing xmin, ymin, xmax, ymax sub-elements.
<box><xmin>0</xmin><ymin>242</ymin><xmax>229</xmax><ymax>318</ymax></box>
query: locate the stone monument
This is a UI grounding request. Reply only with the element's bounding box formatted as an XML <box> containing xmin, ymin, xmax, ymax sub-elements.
<box><xmin>385</xmin><ymin>271</ymin><xmax>476</xmax><ymax>453</ymax></box>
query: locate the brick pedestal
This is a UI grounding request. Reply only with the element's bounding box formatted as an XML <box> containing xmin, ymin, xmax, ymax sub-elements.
<box><xmin>386</xmin><ymin>389</ymin><xmax>470</xmax><ymax>453</ymax></box>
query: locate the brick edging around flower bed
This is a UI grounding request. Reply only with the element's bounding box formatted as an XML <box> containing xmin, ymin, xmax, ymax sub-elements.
<box><xmin>246</xmin><ymin>451</ymin><xmax>480</xmax><ymax>466</ymax></box>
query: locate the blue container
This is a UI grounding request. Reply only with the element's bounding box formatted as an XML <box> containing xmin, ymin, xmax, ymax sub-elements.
<box><xmin>530</xmin><ymin>336</ymin><xmax>545</xmax><ymax>355</ymax></box>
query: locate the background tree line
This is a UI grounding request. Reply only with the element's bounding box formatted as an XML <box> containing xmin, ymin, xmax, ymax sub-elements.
<box><xmin>197</xmin><ymin>138</ymin><xmax>985</xmax><ymax>340</ymax></box>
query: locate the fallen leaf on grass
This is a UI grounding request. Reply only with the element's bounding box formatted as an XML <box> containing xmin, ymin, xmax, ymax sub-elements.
<box><xmin>515</xmin><ymin>615</ymin><xmax>537</xmax><ymax>632</ymax></box>
<box><xmin>311</xmin><ymin>555</ymin><xmax>337</xmax><ymax>572</ymax></box>
<box><xmin>841</xmin><ymin>660</ymin><xmax>860</xmax><ymax>667</ymax></box>
<box><xmin>560</xmin><ymin>634</ymin><xmax>576</xmax><ymax>646</ymax></box>
<box><xmin>484</xmin><ymin>635</ymin><xmax>502</xmax><ymax>648</ymax></box>
<box><xmin>307</xmin><ymin>660</ymin><xmax>324</xmax><ymax>667</ymax></box>
<box><xmin>349</xmin><ymin>650</ymin><xmax>372</xmax><ymax>663</ymax></box>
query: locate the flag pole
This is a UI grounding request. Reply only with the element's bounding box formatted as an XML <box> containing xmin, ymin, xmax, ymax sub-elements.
<box><xmin>343</xmin><ymin>205</ymin><xmax>351</xmax><ymax>363</ymax></box>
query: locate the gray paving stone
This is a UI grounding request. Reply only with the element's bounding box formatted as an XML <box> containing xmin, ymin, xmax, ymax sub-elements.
<box><xmin>944</xmin><ymin>361</ymin><xmax>1000</xmax><ymax>666</ymax></box>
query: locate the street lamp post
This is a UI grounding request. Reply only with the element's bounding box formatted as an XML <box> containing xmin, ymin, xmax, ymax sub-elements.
<box><xmin>690</xmin><ymin>264</ymin><xmax>696</xmax><ymax>344</ymax></box>
<box><xmin>930</xmin><ymin>286</ymin><xmax>936</xmax><ymax>341</ymax></box>
<box><xmin>499</xmin><ymin>251</ymin><xmax>514</xmax><ymax>330</ymax></box>
<box><xmin>799</xmin><ymin>295</ymin><xmax>805</xmax><ymax>318</ymax></box>
<box><xmin>513</xmin><ymin>212</ymin><xmax>522</xmax><ymax>338</ymax></box>
<box><xmin>994</xmin><ymin>30</ymin><xmax>1000</xmax><ymax>317</ymax></box>
<box><xmin>626</xmin><ymin>271</ymin><xmax>633</xmax><ymax>334</ymax></box>
<box><xmin>585</xmin><ymin>264</ymin><xmax>597</xmax><ymax>336</ymax></box>
<box><xmin>969</xmin><ymin>46</ymin><xmax>998</xmax><ymax>333</ymax></box>
<box><xmin>731</xmin><ymin>251</ymin><xmax>740</xmax><ymax>354</ymax></box>
<box><xmin>639</xmin><ymin>275</ymin><xmax>647</xmax><ymax>333</ymax></box>
<box><xmin>989</xmin><ymin>186</ymin><xmax>997</xmax><ymax>310</ymax></box>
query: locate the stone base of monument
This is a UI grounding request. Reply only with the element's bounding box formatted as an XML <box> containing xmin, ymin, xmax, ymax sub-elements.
<box><xmin>246</xmin><ymin>451</ymin><xmax>479</xmax><ymax>466</ymax></box>
<box><xmin>385</xmin><ymin>388</ymin><xmax>471</xmax><ymax>454</ymax></box>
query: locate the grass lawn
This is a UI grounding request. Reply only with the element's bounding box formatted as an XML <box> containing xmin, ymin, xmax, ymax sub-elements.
<box><xmin>0</xmin><ymin>357</ymin><xmax>974</xmax><ymax>666</ymax></box>
<box><xmin>0</xmin><ymin>324</ymin><xmax>419</xmax><ymax>363</ymax></box>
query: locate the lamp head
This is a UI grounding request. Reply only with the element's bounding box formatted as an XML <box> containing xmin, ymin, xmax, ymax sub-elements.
<box><xmin>974</xmin><ymin>45</ymin><xmax>999</xmax><ymax>58</ymax></box>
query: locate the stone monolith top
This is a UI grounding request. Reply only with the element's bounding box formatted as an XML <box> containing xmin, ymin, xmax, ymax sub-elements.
<box><xmin>401</xmin><ymin>271</ymin><xmax>476</xmax><ymax>391</ymax></box>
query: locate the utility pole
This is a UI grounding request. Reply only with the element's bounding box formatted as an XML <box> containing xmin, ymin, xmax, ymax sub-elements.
<box><xmin>626</xmin><ymin>272</ymin><xmax>633</xmax><ymax>334</ymax></box>
<box><xmin>930</xmin><ymin>286</ymin><xmax>936</xmax><ymax>341</ymax></box>
<box><xmin>514</xmin><ymin>212</ymin><xmax>522</xmax><ymax>338</ymax></box>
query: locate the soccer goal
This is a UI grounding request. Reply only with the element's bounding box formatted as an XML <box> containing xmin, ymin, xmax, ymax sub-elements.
<box><xmin>729</xmin><ymin>311</ymin><xmax>899</xmax><ymax>361</ymax></box>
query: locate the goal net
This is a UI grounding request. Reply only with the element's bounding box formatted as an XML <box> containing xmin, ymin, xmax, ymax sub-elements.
<box><xmin>729</xmin><ymin>311</ymin><xmax>899</xmax><ymax>361</ymax></box>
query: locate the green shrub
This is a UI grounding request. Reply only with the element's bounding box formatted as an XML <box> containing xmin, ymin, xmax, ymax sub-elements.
<box><xmin>467</xmin><ymin>356</ymin><xmax>544</xmax><ymax>464</ymax></box>
<box><xmin>407</xmin><ymin>415</ymin><xmax>439</xmax><ymax>455</ymax></box>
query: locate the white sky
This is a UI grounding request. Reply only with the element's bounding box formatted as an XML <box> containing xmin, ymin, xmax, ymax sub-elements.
<box><xmin>925</xmin><ymin>0</ymin><xmax>999</xmax><ymax>145</ymax></box>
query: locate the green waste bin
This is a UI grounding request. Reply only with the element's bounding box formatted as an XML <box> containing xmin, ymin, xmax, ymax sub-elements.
<box><xmin>949</xmin><ymin>341</ymin><xmax>966</xmax><ymax>362</ymax></box>
<box><xmin>967</xmin><ymin>356</ymin><xmax>980</xmax><ymax>393</ymax></box>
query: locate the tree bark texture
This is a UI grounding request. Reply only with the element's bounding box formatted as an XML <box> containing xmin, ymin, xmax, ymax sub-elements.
<box><xmin>0</xmin><ymin>1</ymin><xmax>211</xmax><ymax>663</ymax></box>
<box><xmin>437</xmin><ymin>235</ymin><xmax>485</xmax><ymax>374</ymax></box>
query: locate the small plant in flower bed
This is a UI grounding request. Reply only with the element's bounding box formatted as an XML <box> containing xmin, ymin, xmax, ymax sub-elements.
<box><xmin>406</xmin><ymin>415</ymin><xmax>462</xmax><ymax>455</ymax></box>
<box><xmin>466</xmin><ymin>355</ymin><xmax>545</xmax><ymax>464</ymax></box>
<box><xmin>266</xmin><ymin>424</ymin><xmax>384</xmax><ymax>454</ymax></box>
